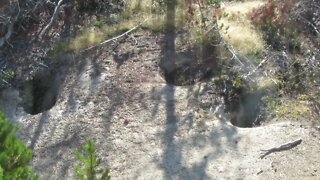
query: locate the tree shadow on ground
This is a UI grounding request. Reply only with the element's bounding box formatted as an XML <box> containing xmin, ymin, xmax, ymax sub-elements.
<box><xmin>25</xmin><ymin>47</ymin><xmax>118</xmax><ymax>177</ymax></box>
<box><xmin>26</xmin><ymin>53</ymin><xmax>74</xmax><ymax>150</ymax></box>
<box><xmin>156</xmin><ymin>1</ymin><xmax>240</xmax><ymax>179</ymax></box>
<box><xmin>29</xmin><ymin>112</ymin><xmax>49</xmax><ymax>150</ymax></box>
<box><xmin>33</xmin><ymin>130</ymin><xmax>82</xmax><ymax>178</ymax></box>
<box><xmin>149</xmin><ymin>84</ymin><xmax>239</xmax><ymax>179</ymax></box>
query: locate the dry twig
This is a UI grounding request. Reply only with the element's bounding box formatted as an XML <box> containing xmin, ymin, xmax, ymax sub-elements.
<box><xmin>81</xmin><ymin>18</ymin><xmax>149</xmax><ymax>52</ymax></box>
<box><xmin>0</xmin><ymin>0</ymin><xmax>20</xmax><ymax>48</ymax></box>
<box><xmin>38</xmin><ymin>0</ymin><xmax>64</xmax><ymax>40</ymax></box>
<box><xmin>259</xmin><ymin>138</ymin><xmax>302</xmax><ymax>159</ymax></box>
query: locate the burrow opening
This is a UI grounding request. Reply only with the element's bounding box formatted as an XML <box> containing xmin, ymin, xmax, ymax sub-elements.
<box><xmin>19</xmin><ymin>71</ymin><xmax>61</xmax><ymax>115</ymax></box>
<box><xmin>161</xmin><ymin>62</ymin><xmax>264</xmax><ymax>127</ymax></box>
<box><xmin>160</xmin><ymin>41</ymin><xmax>219</xmax><ymax>86</ymax></box>
<box><xmin>159</xmin><ymin>35</ymin><xmax>263</xmax><ymax>127</ymax></box>
<box><xmin>223</xmin><ymin>80</ymin><xmax>264</xmax><ymax>128</ymax></box>
<box><xmin>163</xmin><ymin>64</ymin><xmax>215</xmax><ymax>86</ymax></box>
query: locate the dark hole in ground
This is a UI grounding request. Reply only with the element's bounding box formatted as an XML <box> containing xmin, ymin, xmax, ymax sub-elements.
<box><xmin>223</xmin><ymin>81</ymin><xmax>263</xmax><ymax>127</ymax></box>
<box><xmin>159</xmin><ymin>34</ymin><xmax>264</xmax><ymax>127</ymax></box>
<box><xmin>19</xmin><ymin>71</ymin><xmax>61</xmax><ymax>115</ymax></box>
<box><xmin>161</xmin><ymin>60</ymin><xmax>263</xmax><ymax>127</ymax></box>
<box><xmin>163</xmin><ymin>65</ymin><xmax>215</xmax><ymax>86</ymax></box>
<box><xmin>160</xmin><ymin>45</ymin><xmax>219</xmax><ymax>86</ymax></box>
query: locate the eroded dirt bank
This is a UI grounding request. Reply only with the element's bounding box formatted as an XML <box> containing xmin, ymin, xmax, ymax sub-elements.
<box><xmin>0</xmin><ymin>31</ymin><xmax>318</xmax><ymax>179</ymax></box>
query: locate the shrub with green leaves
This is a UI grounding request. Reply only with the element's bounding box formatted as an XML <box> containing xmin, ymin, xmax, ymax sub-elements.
<box><xmin>0</xmin><ymin>113</ymin><xmax>37</xmax><ymax>180</ymax></box>
<box><xmin>75</xmin><ymin>139</ymin><xmax>110</xmax><ymax>180</ymax></box>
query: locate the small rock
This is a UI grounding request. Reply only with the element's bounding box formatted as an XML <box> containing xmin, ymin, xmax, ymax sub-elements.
<box><xmin>218</xmin><ymin>167</ymin><xmax>224</xmax><ymax>173</ymax></box>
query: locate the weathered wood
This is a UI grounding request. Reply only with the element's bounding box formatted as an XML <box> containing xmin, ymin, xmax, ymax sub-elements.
<box><xmin>38</xmin><ymin>0</ymin><xmax>64</xmax><ymax>40</ymax></box>
<box><xmin>259</xmin><ymin>138</ymin><xmax>302</xmax><ymax>159</ymax></box>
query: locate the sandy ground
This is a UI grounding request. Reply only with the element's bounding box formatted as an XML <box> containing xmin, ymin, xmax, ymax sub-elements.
<box><xmin>0</xmin><ymin>30</ymin><xmax>318</xmax><ymax>179</ymax></box>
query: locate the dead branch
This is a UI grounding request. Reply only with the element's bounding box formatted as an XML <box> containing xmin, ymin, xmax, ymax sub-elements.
<box><xmin>81</xmin><ymin>18</ymin><xmax>149</xmax><ymax>52</ymax></box>
<box><xmin>224</xmin><ymin>43</ymin><xmax>245</xmax><ymax>67</ymax></box>
<box><xmin>0</xmin><ymin>0</ymin><xmax>20</xmax><ymax>48</ymax></box>
<box><xmin>206</xmin><ymin>25</ymin><xmax>245</xmax><ymax>67</ymax></box>
<box><xmin>263</xmin><ymin>71</ymin><xmax>279</xmax><ymax>85</ymax></box>
<box><xmin>32</xmin><ymin>0</ymin><xmax>45</xmax><ymax>13</ymax></box>
<box><xmin>0</xmin><ymin>23</ymin><xmax>14</xmax><ymax>47</ymax></box>
<box><xmin>259</xmin><ymin>138</ymin><xmax>302</xmax><ymax>159</ymax></box>
<box><xmin>296</xmin><ymin>14</ymin><xmax>320</xmax><ymax>35</ymax></box>
<box><xmin>38</xmin><ymin>0</ymin><xmax>64</xmax><ymax>40</ymax></box>
<box><xmin>245</xmin><ymin>56</ymin><xmax>268</xmax><ymax>78</ymax></box>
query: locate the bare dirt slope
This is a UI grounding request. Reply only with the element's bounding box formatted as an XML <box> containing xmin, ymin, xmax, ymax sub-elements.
<box><xmin>4</xmin><ymin>31</ymin><xmax>318</xmax><ymax>179</ymax></box>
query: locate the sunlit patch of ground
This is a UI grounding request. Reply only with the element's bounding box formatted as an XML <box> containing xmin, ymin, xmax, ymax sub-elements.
<box><xmin>218</xmin><ymin>0</ymin><xmax>266</xmax><ymax>56</ymax></box>
<box><xmin>65</xmin><ymin>0</ymin><xmax>186</xmax><ymax>52</ymax></box>
<box><xmin>60</xmin><ymin>0</ymin><xmax>266</xmax><ymax>54</ymax></box>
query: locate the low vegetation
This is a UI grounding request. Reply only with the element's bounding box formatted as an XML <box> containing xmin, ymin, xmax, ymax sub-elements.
<box><xmin>74</xmin><ymin>139</ymin><xmax>111</xmax><ymax>180</ymax></box>
<box><xmin>0</xmin><ymin>0</ymin><xmax>319</xmax><ymax>177</ymax></box>
<box><xmin>0</xmin><ymin>112</ymin><xmax>109</xmax><ymax>179</ymax></box>
<box><xmin>0</xmin><ymin>113</ymin><xmax>37</xmax><ymax>179</ymax></box>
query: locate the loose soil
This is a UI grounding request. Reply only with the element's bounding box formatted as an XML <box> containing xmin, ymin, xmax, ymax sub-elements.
<box><xmin>0</xmin><ymin>30</ymin><xmax>319</xmax><ymax>179</ymax></box>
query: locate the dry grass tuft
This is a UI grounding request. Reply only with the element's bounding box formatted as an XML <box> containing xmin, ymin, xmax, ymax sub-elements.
<box><xmin>61</xmin><ymin>0</ymin><xmax>266</xmax><ymax>54</ymax></box>
<box><xmin>218</xmin><ymin>1</ymin><xmax>266</xmax><ymax>56</ymax></box>
<box><xmin>276</xmin><ymin>99</ymin><xmax>313</xmax><ymax>120</ymax></box>
<box><xmin>65</xmin><ymin>0</ymin><xmax>187</xmax><ymax>52</ymax></box>
<box><xmin>68</xmin><ymin>20</ymin><xmax>137</xmax><ymax>51</ymax></box>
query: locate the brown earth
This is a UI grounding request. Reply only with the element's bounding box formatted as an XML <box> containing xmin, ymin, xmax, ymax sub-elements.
<box><xmin>0</xmin><ymin>0</ymin><xmax>319</xmax><ymax>179</ymax></box>
<box><xmin>0</xmin><ymin>30</ymin><xmax>319</xmax><ymax>179</ymax></box>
